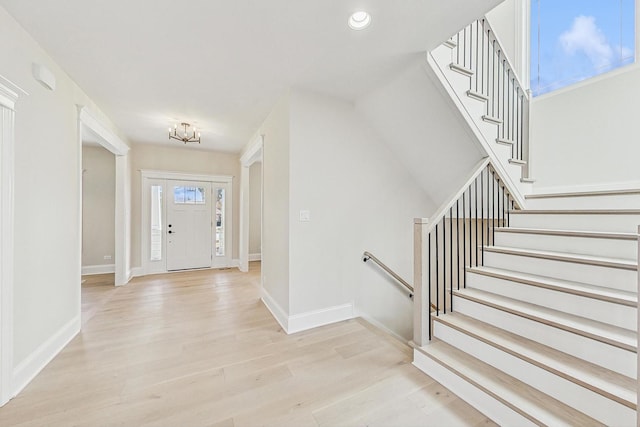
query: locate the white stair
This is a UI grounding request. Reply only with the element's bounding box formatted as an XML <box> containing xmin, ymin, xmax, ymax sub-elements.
<box><xmin>413</xmin><ymin>190</ymin><xmax>639</xmax><ymax>425</ymax></box>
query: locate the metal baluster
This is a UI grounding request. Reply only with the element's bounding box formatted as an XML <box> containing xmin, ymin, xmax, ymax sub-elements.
<box><xmin>449</xmin><ymin>206</ymin><xmax>453</xmax><ymax>311</ymax></box>
<box><xmin>443</xmin><ymin>215</ymin><xmax>447</xmax><ymax>314</ymax></box>
<box><xmin>435</xmin><ymin>223</ymin><xmax>439</xmax><ymax>315</ymax></box>
<box><xmin>481</xmin><ymin>169</ymin><xmax>484</xmax><ymax>265</ymax></box>
<box><xmin>428</xmin><ymin>231</ymin><xmax>432</xmax><ymax>339</ymax></box>
<box><xmin>462</xmin><ymin>189</ymin><xmax>466</xmax><ymax>288</ymax></box>
<box><xmin>475</xmin><ymin>177</ymin><xmax>478</xmax><ymax>266</ymax></box>
<box><xmin>456</xmin><ymin>200</ymin><xmax>460</xmax><ymax>290</ymax></box>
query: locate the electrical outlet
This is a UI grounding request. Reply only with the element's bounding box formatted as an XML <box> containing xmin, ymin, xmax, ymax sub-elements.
<box><xmin>104</xmin><ymin>255</ymin><xmax>112</xmax><ymax>260</ymax></box>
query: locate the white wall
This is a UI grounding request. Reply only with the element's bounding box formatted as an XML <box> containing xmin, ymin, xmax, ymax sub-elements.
<box><xmin>356</xmin><ymin>57</ymin><xmax>484</xmax><ymax>209</ymax></box>
<box><xmin>531</xmin><ymin>66</ymin><xmax>640</xmax><ymax>192</ymax></box>
<box><xmin>248</xmin><ymin>162</ymin><xmax>262</xmax><ymax>256</ymax></box>
<box><xmin>130</xmin><ymin>144</ymin><xmax>241</xmax><ymax>269</ymax></box>
<box><xmin>82</xmin><ymin>146</ymin><xmax>115</xmax><ymax>268</ymax></box>
<box><xmin>256</xmin><ymin>94</ymin><xmax>290</xmax><ymax>314</ymax></box>
<box><xmin>0</xmin><ymin>5</ymin><xmax>128</xmax><ymax>371</ymax></box>
<box><xmin>287</xmin><ymin>89</ymin><xmax>434</xmax><ymax>339</ymax></box>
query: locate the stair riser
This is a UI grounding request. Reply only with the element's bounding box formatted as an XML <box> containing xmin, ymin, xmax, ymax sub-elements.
<box><xmin>413</xmin><ymin>350</ymin><xmax>538</xmax><ymax>427</ymax></box>
<box><xmin>510</xmin><ymin>213</ymin><xmax>640</xmax><ymax>233</ymax></box>
<box><xmin>466</xmin><ymin>272</ymin><xmax>637</xmax><ymax>331</ymax></box>
<box><xmin>494</xmin><ymin>231</ymin><xmax>637</xmax><ymax>261</ymax></box>
<box><xmin>526</xmin><ymin>194</ymin><xmax>640</xmax><ymax>210</ymax></box>
<box><xmin>433</xmin><ymin>321</ymin><xmax>636</xmax><ymax>425</ymax></box>
<box><xmin>452</xmin><ymin>296</ymin><xmax>636</xmax><ymax>377</ymax></box>
<box><xmin>483</xmin><ymin>251</ymin><xmax>636</xmax><ymax>292</ymax></box>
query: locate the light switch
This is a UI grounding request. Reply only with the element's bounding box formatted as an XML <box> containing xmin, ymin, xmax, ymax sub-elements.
<box><xmin>299</xmin><ymin>210</ymin><xmax>310</xmax><ymax>222</ymax></box>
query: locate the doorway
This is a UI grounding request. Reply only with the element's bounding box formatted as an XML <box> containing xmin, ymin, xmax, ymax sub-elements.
<box><xmin>142</xmin><ymin>172</ymin><xmax>233</xmax><ymax>274</ymax></box>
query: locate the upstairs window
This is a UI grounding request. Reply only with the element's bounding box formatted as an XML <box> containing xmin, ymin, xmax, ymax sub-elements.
<box><xmin>531</xmin><ymin>0</ymin><xmax>635</xmax><ymax>96</ymax></box>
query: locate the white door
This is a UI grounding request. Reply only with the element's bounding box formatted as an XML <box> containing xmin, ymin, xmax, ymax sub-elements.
<box><xmin>166</xmin><ymin>180</ymin><xmax>212</xmax><ymax>271</ymax></box>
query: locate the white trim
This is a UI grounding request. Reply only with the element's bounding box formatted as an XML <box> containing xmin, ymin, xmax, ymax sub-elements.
<box><xmin>288</xmin><ymin>303</ymin><xmax>354</xmax><ymax>334</ymax></box>
<box><xmin>532</xmin><ymin>181</ymin><xmax>640</xmax><ymax>196</ymax></box>
<box><xmin>140</xmin><ymin>171</ymin><xmax>234</xmax><ymax>276</ymax></box>
<box><xmin>248</xmin><ymin>253</ymin><xmax>262</xmax><ymax>262</ymax></box>
<box><xmin>260</xmin><ymin>288</ymin><xmax>289</xmax><ymax>332</ymax></box>
<box><xmin>81</xmin><ymin>264</ymin><xmax>116</xmax><ymax>275</ymax></box>
<box><xmin>78</xmin><ymin>105</ymin><xmax>130</xmax><ymax>288</ymax></box>
<box><xmin>0</xmin><ymin>75</ymin><xmax>23</xmax><ymax>407</ymax></box>
<box><xmin>129</xmin><ymin>267</ymin><xmax>144</xmax><ymax>278</ymax></box>
<box><xmin>230</xmin><ymin>259</ymin><xmax>240</xmax><ymax>268</ymax></box>
<box><xmin>12</xmin><ymin>314</ymin><xmax>80</xmax><ymax>399</ymax></box>
<box><xmin>239</xmin><ymin>135</ymin><xmax>264</xmax><ymax>273</ymax></box>
<box><xmin>140</xmin><ymin>170</ymin><xmax>232</xmax><ymax>183</ymax></box>
<box><xmin>78</xmin><ymin>107</ymin><xmax>128</xmax><ymax>156</ymax></box>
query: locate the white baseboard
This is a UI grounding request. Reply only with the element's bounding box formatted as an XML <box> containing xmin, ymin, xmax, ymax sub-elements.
<box><xmin>12</xmin><ymin>314</ymin><xmax>80</xmax><ymax>398</ymax></box>
<box><xmin>129</xmin><ymin>267</ymin><xmax>144</xmax><ymax>278</ymax></box>
<box><xmin>230</xmin><ymin>259</ymin><xmax>240</xmax><ymax>268</ymax></box>
<box><xmin>81</xmin><ymin>264</ymin><xmax>115</xmax><ymax>275</ymax></box>
<box><xmin>288</xmin><ymin>303</ymin><xmax>354</xmax><ymax>334</ymax></box>
<box><xmin>248</xmin><ymin>253</ymin><xmax>262</xmax><ymax>262</ymax></box>
<box><xmin>354</xmin><ymin>309</ymin><xmax>410</xmax><ymax>344</ymax></box>
<box><xmin>261</xmin><ymin>288</ymin><xmax>289</xmax><ymax>332</ymax></box>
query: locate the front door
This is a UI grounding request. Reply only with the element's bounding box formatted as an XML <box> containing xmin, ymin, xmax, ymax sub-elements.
<box><xmin>166</xmin><ymin>180</ymin><xmax>212</xmax><ymax>271</ymax></box>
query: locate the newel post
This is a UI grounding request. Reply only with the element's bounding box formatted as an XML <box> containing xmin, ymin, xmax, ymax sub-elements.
<box><xmin>413</xmin><ymin>218</ymin><xmax>429</xmax><ymax>347</ymax></box>
<box><xmin>636</xmin><ymin>225</ymin><xmax>640</xmax><ymax>426</ymax></box>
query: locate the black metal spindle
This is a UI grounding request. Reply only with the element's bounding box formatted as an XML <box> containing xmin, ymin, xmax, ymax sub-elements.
<box><xmin>428</xmin><ymin>232</ymin><xmax>432</xmax><ymax>339</ymax></box>
<box><xmin>492</xmin><ymin>169</ymin><xmax>495</xmax><ymax>244</ymax></box>
<box><xmin>486</xmin><ymin>167</ymin><xmax>491</xmax><ymax>256</ymax></box>
<box><xmin>468</xmin><ymin>185</ymin><xmax>472</xmax><ymax>272</ymax></box>
<box><xmin>456</xmin><ymin>200</ymin><xmax>460</xmax><ymax>290</ymax></box>
<box><xmin>475</xmin><ymin>177</ymin><xmax>478</xmax><ymax>266</ymax></box>
<box><xmin>481</xmin><ymin>169</ymin><xmax>484</xmax><ymax>265</ymax></box>
<box><xmin>449</xmin><ymin>206</ymin><xmax>453</xmax><ymax>311</ymax></box>
<box><xmin>435</xmin><ymin>223</ymin><xmax>439</xmax><ymax>315</ymax></box>
<box><xmin>462</xmin><ymin>190</ymin><xmax>466</xmax><ymax>288</ymax></box>
<box><xmin>443</xmin><ymin>216</ymin><xmax>446</xmax><ymax>314</ymax></box>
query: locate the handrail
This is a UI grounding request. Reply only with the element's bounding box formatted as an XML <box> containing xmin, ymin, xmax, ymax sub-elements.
<box><xmin>362</xmin><ymin>251</ymin><xmax>414</xmax><ymax>299</ymax></box>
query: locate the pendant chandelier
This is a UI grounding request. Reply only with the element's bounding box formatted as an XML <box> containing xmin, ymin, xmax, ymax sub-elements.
<box><xmin>169</xmin><ymin>122</ymin><xmax>201</xmax><ymax>144</ymax></box>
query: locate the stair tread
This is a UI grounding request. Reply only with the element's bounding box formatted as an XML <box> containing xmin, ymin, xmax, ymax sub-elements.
<box><xmin>526</xmin><ymin>189</ymin><xmax>640</xmax><ymax>199</ymax></box>
<box><xmin>495</xmin><ymin>227</ymin><xmax>637</xmax><ymax>241</ymax></box>
<box><xmin>508</xmin><ymin>158</ymin><xmax>526</xmax><ymax>165</ymax></box>
<box><xmin>433</xmin><ymin>312</ymin><xmax>637</xmax><ymax>407</ymax></box>
<box><xmin>482</xmin><ymin>115</ymin><xmax>502</xmax><ymax>124</ymax></box>
<box><xmin>468</xmin><ymin>265</ymin><xmax>636</xmax><ymax>306</ymax></box>
<box><xmin>449</xmin><ymin>63</ymin><xmax>473</xmax><ymax>76</ymax></box>
<box><xmin>485</xmin><ymin>245</ymin><xmax>637</xmax><ymax>270</ymax></box>
<box><xmin>511</xmin><ymin>209</ymin><xmax>640</xmax><ymax>215</ymax></box>
<box><xmin>417</xmin><ymin>340</ymin><xmax>605</xmax><ymax>426</ymax></box>
<box><xmin>452</xmin><ymin>288</ymin><xmax>637</xmax><ymax>351</ymax></box>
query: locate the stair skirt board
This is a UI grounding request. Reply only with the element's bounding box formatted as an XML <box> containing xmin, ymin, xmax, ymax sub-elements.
<box><xmin>413</xmin><ymin>350</ymin><xmax>539</xmax><ymax>427</ymax></box>
<box><xmin>432</xmin><ymin>319</ymin><xmax>636</xmax><ymax>425</ymax></box>
<box><xmin>451</xmin><ymin>295</ymin><xmax>636</xmax><ymax>378</ymax></box>
<box><xmin>465</xmin><ymin>271</ymin><xmax>636</xmax><ymax>331</ymax></box>
<box><xmin>482</xmin><ymin>250</ymin><xmax>636</xmax><ymax>293</ymax></box>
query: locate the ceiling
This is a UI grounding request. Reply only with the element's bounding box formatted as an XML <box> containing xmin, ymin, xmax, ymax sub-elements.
<box><xmin>0</xmin><ymin>0</ymin><xmax>501</xmax><ymax>152</ymax></box>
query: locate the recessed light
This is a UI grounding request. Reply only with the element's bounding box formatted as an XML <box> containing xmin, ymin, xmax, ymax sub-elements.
<box><xmin>349</xmin><ymin>11</ymin><xmax>371</xmax><ymax>30</ymax></box>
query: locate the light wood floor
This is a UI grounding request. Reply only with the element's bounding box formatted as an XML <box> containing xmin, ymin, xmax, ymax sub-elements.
<box><xmin>0</xmin><ymin>262</ymin><xmax>496</xmax><ymax>427</ymax></box>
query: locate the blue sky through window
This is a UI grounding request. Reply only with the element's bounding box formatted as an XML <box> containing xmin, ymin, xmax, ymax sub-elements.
<box><xmin>531</xmin><ymin>0</ymin><xmax>635</xmax><ymax>95</ymax></box>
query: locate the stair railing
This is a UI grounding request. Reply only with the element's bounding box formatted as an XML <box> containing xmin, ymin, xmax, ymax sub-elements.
<box><xmin>449</xmin><ymin>18</ymin><xmax>531</xmax><ymax>172</ymax></box>
<box><xmin>413</xmin><ymin>158</ymin><xmax>517</xmax><ymax>346</ymax></box>
<box><xmin>362</xmin><ymin>251</ymin><xmax>414</xmax><ymax>299</ymax></box>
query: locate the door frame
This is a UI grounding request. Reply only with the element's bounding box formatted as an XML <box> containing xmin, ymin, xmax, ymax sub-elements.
<box><xmin>0</xmin><ymin>75</ymin><xmax>26</xmax><ymax>407</ymax></box>
<box><xmin>239</xmin><ymin>135</ymin><xmax>263</xmax><ymax>272</ymax></box>
<box><xmin>77</xmin><ymin>106</ymin><xmax>130</xmax><ymax>287</ymax></box>
<box><xmin>140</xmin><ymin>170</ymin><xmax>233</xmax><ymax>275</ymax></box>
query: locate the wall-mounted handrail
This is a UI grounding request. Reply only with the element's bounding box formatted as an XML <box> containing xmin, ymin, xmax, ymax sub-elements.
<box><xmin>363</xmin><ymin>251</ymin><xmax>414</xmax><ymax>299</ymax></box>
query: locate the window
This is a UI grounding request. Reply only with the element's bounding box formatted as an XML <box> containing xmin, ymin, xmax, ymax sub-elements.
<box><xmin>531</xmin><ymin>0</ymin><xmax>635</xmax><ymax>96</ymax></box>
<box><xmin>173</xmin><ymin>186</ymin><xmax>205</xmax><ymax>204</ymax></box>
<box><xmin>150</xmin><ymin>185</ymin><xmax>163</xmax><ymax>261</ymax></box>
<box><xmin>215</xmin><ymin>188</ymin><xmax>225</xmax><ymax>256</ymax></box>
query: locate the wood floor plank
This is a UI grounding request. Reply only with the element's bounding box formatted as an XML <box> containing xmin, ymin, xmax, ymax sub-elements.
<box><xmin>0</xmin><ymin>262</ymin><xmax>491</xmax><ymax>426</ymax></box>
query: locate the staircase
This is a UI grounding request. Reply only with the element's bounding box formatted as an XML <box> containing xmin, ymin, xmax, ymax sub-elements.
<box><xmin>411</xmin><ymin>18</ymin><xmax>640</xmax><ymax>427</ymax></box>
